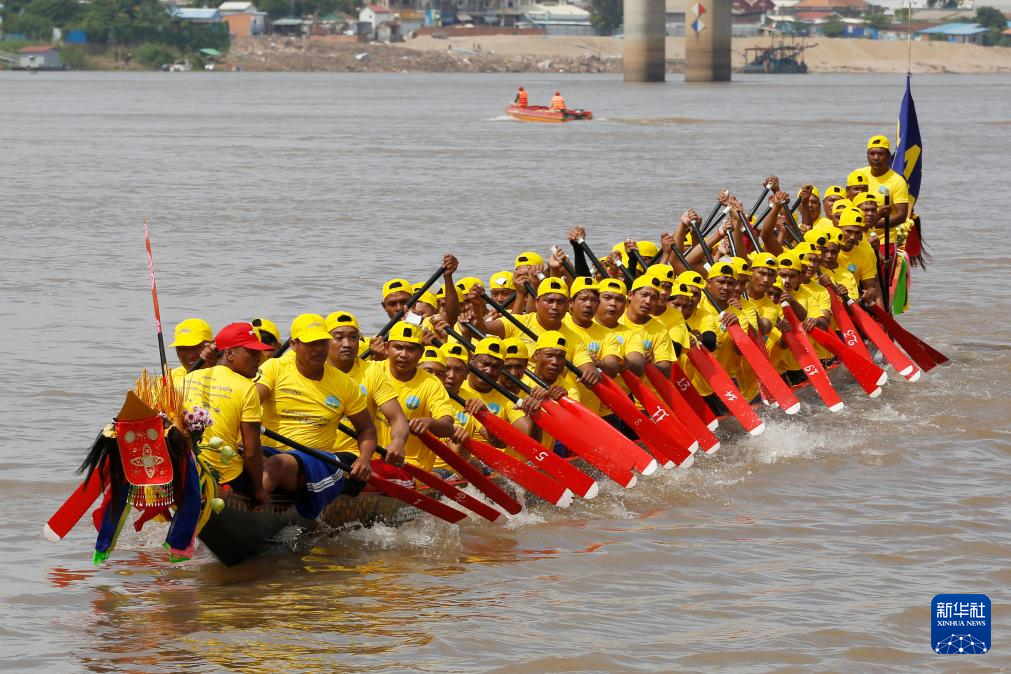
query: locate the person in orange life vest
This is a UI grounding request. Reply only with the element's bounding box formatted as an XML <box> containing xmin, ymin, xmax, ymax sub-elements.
<box><xmin>550</xmin><ymin>91</ymin><xmax>566</xmax><ymax>111</ymax></box>
<box><xmin>515</xmin><ymin>86</ymin><xmax>529</xmax><ymax>106</ymax></box>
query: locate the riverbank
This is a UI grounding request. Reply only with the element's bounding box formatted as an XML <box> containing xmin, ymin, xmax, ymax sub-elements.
<box><xmin>220</xmin><ymin>34</ymin><xmax>1011</xmax><ymax>75</ymax></box>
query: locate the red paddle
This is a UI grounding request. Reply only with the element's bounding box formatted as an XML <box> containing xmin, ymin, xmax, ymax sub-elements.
<box><xmin>847</xmin><ymin>300</ymin><xmax>921</xmax><ymax>382</ymax></box>
<box><xmin>726</xmin><ymin>323</ymin><xmax>801</xmax><ymax>415</ymax></box>
<box><xmin>399</xmin><ymin>461</ymin><xmax>506</xmax><ymax>523</ymax></box>
<box><xmin>418</xmin><ymin>433</ymin><xmax>523</xmax><ymax>515</ymax></box>
<box><xmin>554</xmin><ymin>395</ymin><xmax>661</xmax><ymax>474</ymax></box>
<box><xmin>595</xmin><ymin>374</ymin><xmax>696</xmax><ymax>466</ymax></box>
<box><xmin>779</xmin><ymin>303</ymin><xmax>845</xmax><ymax>412</ymax></box>
<box><xmin>462</xmin><ymin>437</ymin><xmax>574</xmax><ymax>508</ymax></box>
<box><xmin>867</xmin><ymin>303</ymin><xmax>948</xmax><ymax>371</ymax></box>
<box><xmin>640</xmin><ymin>362</ymin><xmax>718</xmax><ymax>454</ymax></box>
<box><xmin>825</xmin><ymin>286</ymin><xmax>873</xmax><ymax>360</ymax></box>
<box><xmin>686</xmin><ymin>346</ymin><xmax>766</xmax><ymax>435</ymax></box>
<box><xmin>809</xmin><ymin>327</ymin><xmax>886</xmax><ymax>398</ymax></box>
<box><xmin>670</xmin><ymin>361</ymin><xmax>719</xmax><ymax>431</ymax></box>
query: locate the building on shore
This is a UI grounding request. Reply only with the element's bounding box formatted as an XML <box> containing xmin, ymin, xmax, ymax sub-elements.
<box><xmin>18</xmin><ymin>45</ymin><xmax>62</xmax><ymax>69</ymax></box>
<box><xmin>917</xmin><ymin>22</ymin><xmax>988</xmax><ymax>45</ymax></box>
<box><xmin>218</xmin><ymin>2</ymin><xmax>268</xmax><ymax>36</ymax></box>
<box><xmin>524</xmin><ymin>1</ymin><xmax>593</xmax><ymax>36</ymax></box>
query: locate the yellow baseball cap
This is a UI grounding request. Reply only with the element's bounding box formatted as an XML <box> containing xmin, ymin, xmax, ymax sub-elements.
<box><xmin>676</xmin><ymin>270</ymin><xmax>706</xmax><ymax>289</ymax></box>
<box><xmin>804</xmin><ymin>230</ymin><xmax>829</xmax><ymax>248</ymax></box>
<box><xmin>777</xmin><ymin>251</ymin><xmax>804</xmax><ymax>270</ymax></box>
<box><xmin>846</xmin><ymin>170</ymin><xmax>868</xmax><ymax>188</ymax></box>
<box><xmin>455</xmin><ymin>277</ymin><xmax>483</xmax><ymax>295</ymax></box>
<box><xmin>635</xmin><ymin>240</ymin><xmax>660</xmax><ymax>259</ymax></box>
<box><xmin>325</xmin><ymin>311</ymin><xmax>360</xmax><ymax>333</ymax></box>
<box><xmin>568</xmin><ymin>276</ymin><xmax>598</xmax><ymax>297</ymax></box>
<box><xmin>823</xmin><ymin>185</ymin><xmax>845</xmax><ymax>199</ymax></box>
<box><xmin>420</xmin><ymin>346</ymin><xmax>445</xmax><ymax>366</ymax></box>
<box><xmin>441</xmin><ymin>342</ymin><xmax>469</xmax><ymax>363</ymax></box>
<box><xmin>838</xmin><ymin>208</ymin><xmax>866</xmax><ymax>229</ymax></box>
<box><xmin>536</xmin><ymin>277</ymin><xmax>569</xmax><ymax>298</ymax></box>
<box><xmin>809</xmin><ymin>185</ymin><xmax>821</xmax><ymax>198</ymax></box>
<box><xmin>646</xmin><ymin>263</ymin><xmax>674</xmax><ymax>283</ymax></box>
<box><xmin>794</xmin><ymin>242</ymin><xmax>817</xmax><ymax>263</ymax></box>
<box><xmin>474</xmin><ymin>336</ymin><xmax>504</xmax><ymax>359</ymax></box>
<box><xmin>169</xmin><ymin>318</ymin><xmax>212</xmax><ymax>347</ymax></box>
<box><xmin>707</xmin><ymin>261</ymin><xmax>736</xmax><ymax>280</ymax></box>
<box><xmin>387</xmin><ymin>321</ymin><xmax>422</xmax><ymax>345</ymax></box>
<box><xmin>410</xmin><ymin>282</ymin><xmax>437</xmax><ymax>309</ymax></box>
<box><xmin>852</xmin><ymin>192</ymin><xmax>881</xmax><ymax>207</ymax></box>
<box><xmin>831</xmin><ymin>199</ymin><xmax>854</xmax><ymax>215</ymax></box>
<box><xmin>290</xmin><ymin>313</ymin><xmax>331</xmax><ymax>343</ymax></box>
<box><xmin>670</xmin><ymin>282</ymin><xmax>691</xmax><ymax>298</ymax></box>
<box><xmin>250</xmin><ymin>317</ymin><xmax>279</xmax><ymax>343</ymax></box>
<box><xmin>748</xmin><ymin>252</ymin><xmax>778</xmax><ymax>270</ymax></box>
<box><xmin>501</xmin><ymin>337</ymin><xmax>528</xmax><ymax>360</ymax></box>
<box><xmin>867</xmin><ymin>135</ymin><xmax>890</xmax><ymax>151</ymax></box>
<box><xmin>597</xmin><ymin>278</ymin><xmax>627</xmax><ymax>296</ymax></box>
<box><xmin>630</xmin><ymin>274</ymin><xmax>661</xmax><ymax>292</ymax></box>
<box><xmin>514</xmin><ymin>251</ymin><xmax>544</xmax><ymax>267</ymax></box>
<box><xmin>823</xmin><ymin>227</ymin><xmax>844</xmax><ymax>245</ymax></box>
<box><xmin>489</xmin><ymin>271</ymin><xmax>514</xmax><ymax>290</ymax></box>
<box><xmin>382</xmin><ymin>278</ymin><xmax>411</xmax><ymax>300</ymax></box>
<box><xmin>436</xmin><ymin>284</ymin><xmax>462</xmax><ymax>302</ymax></box>
<box><xmin>731</xmin><ymin>257</ymin><xmax>752</xmax><ymax>277</ymax></box>
<box><xmin>534</xmin><ymin>330</ymin><xmax>570</xmax><ymax>357</ymax></box>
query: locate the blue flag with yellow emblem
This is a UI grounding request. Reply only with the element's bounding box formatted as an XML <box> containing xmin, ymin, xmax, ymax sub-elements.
<box><xmin>891</xmin><ymin>74</ymin><xmax>922</xmax><ymax>205</ymax></box>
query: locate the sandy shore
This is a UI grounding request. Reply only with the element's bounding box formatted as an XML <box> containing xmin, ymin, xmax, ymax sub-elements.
<box><xmin>226</xmin><ymin>34</ymin><xmax>1011</xmax><ymax>74</ymax></box>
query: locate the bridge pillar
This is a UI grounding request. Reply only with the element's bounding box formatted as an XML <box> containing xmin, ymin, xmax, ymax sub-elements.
<box><xmin>623</xmin><ymin>0</ymin><xmax>666</xmax><ymax>82</ymax></box>
<box><xmin>684</xmin><ymin>0</ymin><xmax>732</xmax><ymax>82</ymax></box>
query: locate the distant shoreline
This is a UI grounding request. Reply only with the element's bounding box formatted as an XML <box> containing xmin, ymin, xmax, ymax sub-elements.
<box><xmin>8</xmin><ymin>34</ymin><xmax>1009</xmax><ymax>75</ymax></box>
<box><xmin>221</xmin><ymin>34</ymin><xmax>1011</xmax><ymax>76</ymax></box>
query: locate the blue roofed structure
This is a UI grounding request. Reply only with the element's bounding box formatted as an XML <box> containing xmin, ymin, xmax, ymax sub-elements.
<box><xmin>917</xmin><ymin>22</ymin><xmax>987</xmax><ymax>44</ymax></box>
<box><xmin>170</xmin><ymin>7</ymin><xmax>223</xmax><ymax>22</ymax></box>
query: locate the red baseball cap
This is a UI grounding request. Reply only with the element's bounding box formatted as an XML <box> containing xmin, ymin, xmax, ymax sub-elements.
<box><xmin>215</xmin><ymin>322</ymin><xmax>274</xmax><ymax>351</ymax></box>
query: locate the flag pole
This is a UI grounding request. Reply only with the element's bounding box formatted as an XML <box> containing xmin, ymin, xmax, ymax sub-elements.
<box><xmin>906</xmin><ymin>0</ymin><xmax>912</xmax><ymax>76</ymax></box>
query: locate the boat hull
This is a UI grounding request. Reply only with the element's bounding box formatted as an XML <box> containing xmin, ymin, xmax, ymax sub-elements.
<box><xmin>505</xmin><ymin>104</ymin><xmax>593</xmax><ymax>124</ymax></box>
<box><xmin>198</xmin><ymin>488</ymin><xmax>419</xmax><ymax>567</ymax></box>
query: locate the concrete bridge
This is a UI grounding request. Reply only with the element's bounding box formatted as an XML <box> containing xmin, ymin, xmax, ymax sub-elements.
<box><xmin>624</xmin><ymin>0</ymin><xmax>731</xmax><ymax>83</ymax></box>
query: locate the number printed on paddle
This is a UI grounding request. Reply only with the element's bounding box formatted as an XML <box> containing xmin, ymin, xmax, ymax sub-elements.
<box><xmin>932</xmin><ymin>594</ymin><xmax>990</xmax><ymax>655</ymax></box>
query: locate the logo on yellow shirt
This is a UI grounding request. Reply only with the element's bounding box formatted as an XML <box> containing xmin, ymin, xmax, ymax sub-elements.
<box><xmin>325</xmin><ymin>395</ymin><xmax>341</xmax><ymax>410</ymax></box>
<box><xmin>488</xmin><ymin>402</ymin><xmax>502</xmax><ymax>414</ymax></box>
<box><xmin>358</xmin><ymin>383</ymin><xmax>367</xmax><ymax>395</ymax></box>
<box><xmin>406</xmin><ymin>395</ymin><xmax>421</xmax><ymax>410</ymax></box>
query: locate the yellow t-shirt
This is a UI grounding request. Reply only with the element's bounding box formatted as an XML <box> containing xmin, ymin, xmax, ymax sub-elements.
<box><xmin>171</xmin><ymin>365</ymin><xmax>188</xmax><ymax>389</ymax></box>
<box><xmin>562</xmin><ymin>314</ymin><xmax>622</xmax><ymax>415</ymax></box>
<box><xmin>798</xmin><ymin>282</ymin><xmax>833</xmax><ymax>359</ymax></box>
<box><xmin>824</xmin><ymin>265</ymin><xmax>859</xmax><ymax>301</ymax></box>
<box><xmin>376</xmin><ymin>362</ymin><xmax>457</xmax><ymax>471</ymax></box>
<box><xmin>838</xmin><ymin>239</ymin><xmax>878</xmax><ymax>283</ymax></box>
<box><xmin>618</xmin><ymin>313</ymin><xmax>674</xmax><ymax>364</ymax></box>
<box><xmin>333</xmin><ymin>358</ymin><xmax>399</xmax><ymax>454</ymax></box>
<box><xmin>182</xmin><ymin>365</ymin><xmax>262</xmax><ymax>483</ymax></box>
<box><xmin>501</xmin><ymin>312</ymin><xmax>593</xmax><ymax>368</ymax></box>
<box><xmin>855</xmin><ymin>166</ymin><xmax>910</xmax><ymax>205</ymax></box>
<box><xmin>528</xmin><ymin>372</ymin><xmax>580</xmax><ymax>450</ymax></box>
<box><xmin>254</xmin><ymin>357</ymin><xmax>367</xmax><ymax>452</ymax></box>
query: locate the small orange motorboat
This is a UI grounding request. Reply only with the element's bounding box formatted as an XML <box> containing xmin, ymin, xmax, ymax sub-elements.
<box><xmin>505</xmin><ymin>104</ymin><xmax>593</xmax><ymax>123</ymax></box>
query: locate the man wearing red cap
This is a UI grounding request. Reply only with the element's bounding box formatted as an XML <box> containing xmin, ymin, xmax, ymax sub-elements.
<box><xmin>182</xmin><ymin>322</ymin><xmax>274</xmax><ymax>504</ymax></box>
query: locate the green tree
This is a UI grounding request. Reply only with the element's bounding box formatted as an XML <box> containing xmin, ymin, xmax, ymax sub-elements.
<box><xmin>864</xmin><ymin>12</ymin><xmax>890</xmax><ymax>31</ymax></box>
<box><xmin>589</xmin><ymin>0</ymin><xmax>622</xmax><ymax>35</ymax></box>
<box><xmin>975</xmin><ymin>5</ymin><xmax>1008</xmax><ymax>45</ymax></box>
<box><xmin>894</xmin><ymin>7</ymin><xmax>911</xmax><ymax>23</ymax></box>
<box><xmin>4</xmin><ymin>12</ymin><xmax>54</xmax><ymax>38</ymax></box>
<box><xmin>822</xmin><ymin>15</ymin><xmax>845</xmax><ymax>37</ymax></box>
<box><xmin>23</xmin><ymin>0</ymin><xmax>82</xmax><ymax>25</ymax></box>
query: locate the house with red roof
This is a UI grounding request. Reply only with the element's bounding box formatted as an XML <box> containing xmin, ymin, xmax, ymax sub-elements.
<box><xmin>18</xmin><ymin>45</ymin><xmax>62</xmax><ymax>70</ymax></box>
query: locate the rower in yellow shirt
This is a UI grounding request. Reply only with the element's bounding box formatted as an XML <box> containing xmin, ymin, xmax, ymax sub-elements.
<box><xmin>182</xmin><ymin>322</ymin><xmax>274</xmax><ymax>503</ymax></box>
<box><xmin>377</xmin><ymin>322</ymin><xmax>457</xmax><ymax>472</ymax></box>
<box><xmin>468</xmin><ymin>276</ymin><xmax>602</xmax><ymax>388</ymax></box>
<box><xmin>325</xmin><ymin>311</ymin><xmax>408</xmax><ymax>468</ymax></box>
<box><xmin>618</xmin><ymin>275</ymin><xmax>676</xmax><ymax>405</ymax></box>
<box><xmin>454</xmin><ymin>337</ymin><xmax>534</xmax><ymax>455</ymax></box>
<box><xmin>769</xmin><ymin>251</ymin><xmax>823</xmax><ymax>384</ymax></box>
<box><xmin>562</xmin><ymin>277</ymin><xmax>622</xmax><ymax>416</ymax></box>
<box><xmin>418</xmin><ymin>346</ymin><xmax>447</xmax><ymax>382</ymax></box>
<box><xmin>254</xmin><ymin>313</ymin><xmax>377</xmax><ymax>516</ymax></box>
<box><xmin>676</xmin><ymin>270</ymin><xmax>721</xmax><ymax>405</ymax></box>
<box><xmin>169</xmin><ymin>318</ymin><xmax>215</xmax><ymax>387</ymax></box>
<box><xmin>836</xmin><ymin>207</ymin><xmax>880</xmax><ymax>305</ymax></box>
<box><xmin>853</xmin><ymin>134</ymin><xmax>911</xmax><ymax>229</ymax></box>
<box><xmin>818</xmin><ymin>228</ymin><xmax>859</xmax><ymax>300</ymax></box>
<box><xmin>518</xmin><ymin>331</ymin><xmax>581</xmax><ymax>454</ymax></box>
